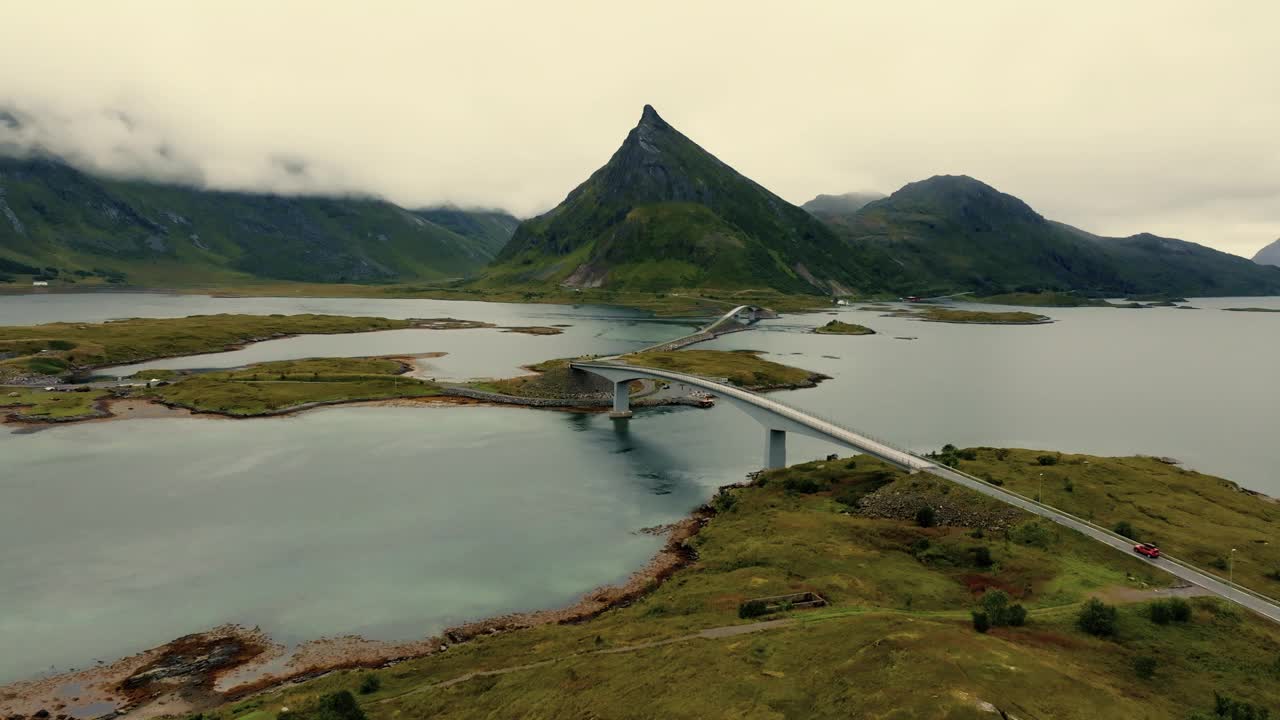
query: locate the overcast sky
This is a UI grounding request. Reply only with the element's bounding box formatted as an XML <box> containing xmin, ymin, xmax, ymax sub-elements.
<box><xmin>2</xmin><ymin>1</ymin><xmax>1277</xmax><ymax>257</ymax></box>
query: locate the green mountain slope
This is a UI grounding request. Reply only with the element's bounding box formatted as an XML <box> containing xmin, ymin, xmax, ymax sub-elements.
<box><xmin>827</xmin><ymin>175</ymin><xmax>1280</xmax><ymax>296</ymax></box>
<box><xmin>483</xmin><ymin>106</ymin><xmax>878</xmax><ymax>294</ymax></box>
<box><xmin>0</xmin><ymin>154</ymin><xmax>500</xmax><ymax>285</ymax></box>
<box><xmin>413</xmin><ymin>206</ymin><xmax>519</xmax><ymax>258</ymax></box>
<box><xmin>1254</xmin><ymin>238</ymin><xmax>1280</xmax><ymax>267</ymax></box>
<box><xmin>801</xmin><ymin>191</ymin><xmax>884</xmax><ymax>217</ymax></box>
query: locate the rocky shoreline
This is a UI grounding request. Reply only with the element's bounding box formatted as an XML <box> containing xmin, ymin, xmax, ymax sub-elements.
<box><xmin>0</xmin><ymin>505</ymin><xmax>719</xmax><ymax>720</ymax></box>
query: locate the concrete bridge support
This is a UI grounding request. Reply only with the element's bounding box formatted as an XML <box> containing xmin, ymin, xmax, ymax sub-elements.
<box><xmin>766</xmin><ymin>429</ymin><xmax>786</xmax><ymax>469</ymax></box>
<box><xmin>609</xmin><ymin>381</ymin><xmax>632</xmax><ymax>419</ymax></box>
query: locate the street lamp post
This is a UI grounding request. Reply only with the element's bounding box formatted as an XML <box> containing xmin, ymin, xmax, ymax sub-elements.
<box><xmin>1038</xmin><ymin>473</ymin><xmax>1044</xmax><ymax>502</ymax></box>
<box><xmin>1230</xmin><ymin>548</ymin><xmax>1237</xmax><ymax>586</ymax></box>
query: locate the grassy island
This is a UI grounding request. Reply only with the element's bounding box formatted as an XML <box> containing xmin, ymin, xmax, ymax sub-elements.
<box><xmin>0</xmin><ymin>314</ymin><xmax>419</xmax><ymax>382</ymax></box>
<box><xmin>146</xmin><ymin>357</ymin><xmax>440</xmax><ymax>416</ymax></box>
<box><xmin>906</xmin><ymin>307</ymin><xmax>1052</xmax><ymax>325</ymax></box>
<box><xmin>813</xmin><ymin>319</ymin><xmax>875</xmax><ymax>335</ymax></box>
<box><xmin>216</xmin><ymin>450</ymin><xmax>1280</xmax><ymax>720</ymax></box>
<box><xmin>973</xmin><ymin>292</ymin><xmax>1111</xmax><ymax>307</ymax></box>
<box><xmin>466</xmin><ymin>358</ymin><xmax>601</xmax><ymax>399</ymax></box>
<box><xmin>621</xmin><ymin>349</ymin><xmax>827</xmax><ymax>390</ymax></box>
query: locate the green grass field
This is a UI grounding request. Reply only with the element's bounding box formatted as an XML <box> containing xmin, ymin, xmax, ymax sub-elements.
<box><xmin>0</xmin><ymin>386</ymin><xmax>109</xmax><ymax>418</ymax></box>
<box><xmin>0</xmin><ymin>314</ymin><xmax>414</xmax><ymax>381</ymax></box>
<box><xmin>147</xmin><ymin>357</ymin><xmax>440</xmax><ymax>416</ymax></box>
<box><xmin>951</xmin><ymin>448</ymin><xmax>1280</xmax><ymax>594</ymax></box>
<box><xmin>204</xmin><ymin>454</ymin><xmax>1280</xmax><ymax>720</ymax></box>
<box><xmin>621</xmin><ymin>350</ymin><xmax>824</xmax><ymax>389</ymax></box>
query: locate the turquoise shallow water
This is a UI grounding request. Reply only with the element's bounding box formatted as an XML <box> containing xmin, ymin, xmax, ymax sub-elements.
<box><xmin>1</xmin><ymin>293</ymin><xmax>1277</xmax><ymax>683</ymax></box>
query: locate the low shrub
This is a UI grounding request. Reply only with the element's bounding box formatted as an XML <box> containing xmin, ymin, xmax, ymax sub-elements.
<box><xmin>712</xmin><ymin>489</ymin><xmax>738</xmax><ymax>513</ymax></box>
<box><xmin>972</xmin><ymin>611</ymin><xmax>990</xmax><ymax>633</ymax></box>
<box><xmin>915</xmin><ymin>506</ymin><xmax>937</xmax><ymax>528</ymax></box>
<box><xmin>1149</xmin><ymin>600</ymin><xmax>1173</xmax><ymax>625</ymax></box>
<box><xmin>1211</xmin><ymin>691</ymin><xmax>1271</xmax><ymax>719</ymax></box>
<box><xmin>1077</xmin><ymin>598</ymin><xmax>1118</xmax><ymax>637</ymax></box>
<box><xmin>1010</xmin><ymin>520</ymin><xmax>1054</xmax><ymax>549</ymax></box>
<box><xmin>979</xmin><ymin>589</ymin><xmax>1028</xmax><ymax>627</ymax></box>
<box><xmin>1133</xmin><ymin>655</ymin><xmax>1157</xmax><ymax>680</ymax></box>
<box><xmin>358</xmin><ymin>674</ymin><xmax>381</xmax><ymax>694</ymax></box>
<box><xmin>970</xmin><ymin>546</ymin><xmax>994</xmax><ymax>568</ymax></box>
<box><xmin>738</xmin><ymin>600</ymin><xmax>769</xmax><ymax>619</ymax></box>
<box><xmin>782</xmin><ymin>476</ymin><xmax>823</xmax><ymax>494</ymax></box>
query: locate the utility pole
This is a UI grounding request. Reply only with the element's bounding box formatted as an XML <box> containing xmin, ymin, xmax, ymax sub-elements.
<box><xmin>1230</xmin><ymin>548</ymin><xmax>1237</xmax><ymax>585</ymax></box>
<box><xmin>1038</xmin><ymin>473</ymin><xmax>1044</xmax><ymax>502</ymax></box>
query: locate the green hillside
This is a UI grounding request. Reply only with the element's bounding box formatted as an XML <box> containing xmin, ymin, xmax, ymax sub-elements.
<box><xmin>413</xmin><ymin>205</ymin><xmax>519</xmax><ymax>258</ymax></box>
<box><xmin>483</xmin><ymin>106</ymin><xmax>879</xmax><ymax>295</ymax></box>
<box><xmin>825</xmin><ymin>175</ymin><xmax>1280</xmax><ymax>297</ymax></box>
<box><xmin>0</xmin><ymin>154</ymin><xmax>502</xmax><ymax>286</ymax></box>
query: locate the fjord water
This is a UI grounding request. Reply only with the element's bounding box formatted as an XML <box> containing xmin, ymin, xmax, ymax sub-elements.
<box><xmin>2</xmin><ymin>293</ymin><xmax>1278</xmax><ymax>683</ymax></box>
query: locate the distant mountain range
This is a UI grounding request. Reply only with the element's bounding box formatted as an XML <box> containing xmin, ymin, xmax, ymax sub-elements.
<box><xmin>485</xmin><ymin>105</ymin><xmax>872</xmax><ymax>294</ymax></box>
<box><xmin>0</xmin><ymin>154</ymin><xmax>516</xmax><ymax>285</ymax></box>
<box><xmin>487</xmin><ymin>107</ymin><xmax>1280</xmax><ymax>297</ymax></box>
<box><xmin>824</xmin><ymin>175</ymin><xmax>1280</xmax><ymax>297</ymax></box>
<box><xmin>1254</xmin><ymin>239</ymin><xmax>1280</xmax><ymax>267</ymax></box>
<box><xmin>801</xmin><ymin>192</ymin><xmax>885</xmax><ymax>217</ymax></box>
<box><xmin>4</xmin><ymin>107</ymin><xmax>1278</xmax><ymax>298</ymax></box>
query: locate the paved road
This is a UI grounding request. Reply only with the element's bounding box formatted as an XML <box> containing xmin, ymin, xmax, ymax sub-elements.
<box><xmin>572</xmin><ymin>360</ymin><xmax>1280</xmax><ymax>625</ymax></box>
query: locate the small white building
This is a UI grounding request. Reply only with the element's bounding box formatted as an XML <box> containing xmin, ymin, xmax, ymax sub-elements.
<box><xmin>32</xmin><ymin>280</ymin><xmax>49</xmax><ymax>287</ymax></box>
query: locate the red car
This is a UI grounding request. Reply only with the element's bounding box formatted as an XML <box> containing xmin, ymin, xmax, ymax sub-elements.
<box><xmin>1133</xmin><ymin>542</ymin><xmax>1161</xmax><ymax>559</ymax></box>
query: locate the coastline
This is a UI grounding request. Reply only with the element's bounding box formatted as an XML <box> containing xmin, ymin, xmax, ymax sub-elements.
<box><xmin>0</xmin><ymin>503</ymin><xmax>718</xmax><ymax>720</ymax></box>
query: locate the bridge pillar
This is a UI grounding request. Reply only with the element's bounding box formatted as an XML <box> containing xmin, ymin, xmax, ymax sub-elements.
<box><xmin>765</xmin><ymin>428</ymin><xmax>786</xmax><ymax>469</ymax></box>
<box><xmin>609</xmin><ymin>381</ymin><xmax>632</xmax><ymax>419</ymax></box>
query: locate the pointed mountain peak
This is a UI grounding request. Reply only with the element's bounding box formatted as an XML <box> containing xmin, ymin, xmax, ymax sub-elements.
<box><xmin>638</xmin><ymin>104</ymin><xmax>667</xmax><ymax>129</ymax></box>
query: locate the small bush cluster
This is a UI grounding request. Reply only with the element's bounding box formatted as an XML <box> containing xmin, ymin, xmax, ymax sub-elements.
<box><xmin>781</xmin><ymin>476</ymin><xmax>823</xmax><ymax>494</ymax></box>
<box><xmin>1036</xmin><ymin>454</ymin><xmax>1060</xmax><ymax>466</ymax></box>
<box><xmin>971</xmin><ymin>611</ymin><xmax>991</xmax><ymax>633</ymax></box>
<box><xmin>358</xmin><ymin>674</ymin><xmax>381</xmax><ymax>694</ymax></box>
<box><xmin>977</xmin><ymin>590</ymin><xmax>1027</xmax><ymax>629</ymax></box>
<box><xmin>1133</xmin><ymin>655</ymin><xmax>1158</xmax><ymax>680</ymax></box>
<box><xmin>1076</xmin><ymin>597</ymin><xmax>1118</xmax><ymax>637</ymax></box>
<box><xmin>1207</xmin><ymin>692</ymin><xmax>1272</xmax><ymax>719</ymax></box>
<box><xmin>738</xmin><ymin>600</ymin><xmax>769</xmax><ymax>619</ymax></box>
<box><xmin>929</xmin><ymin>443</ymin><xmax>978</xmax><ymax>468</ymax></box>
<box><xmin>1148</xmin><ymin>597</ymin><xmax>1192</xmax><ymax>625</ymax></box>
<box><xmin>969</xmin><ymin>546</ymin><xmax>994</xmax><ymax>568</ymax></box>
<box><xmin>279</xmin><ymin>691</ymin><xmax>367</xmax><ymax>720</ymax></box>
<box><xmin>1010</xmin><ymin>520</ymin><xmax>1054</xmax><ymax>549</ymax></box>
<box><xmin>1112</xmin><ymin>520</ymin><xmax>1137</xmax><ymax>539</ymax></box>
<box><xmin>915</xmin><ymin>505</ymin><xmax>937</xmax><ymax>528</ymax></box>
<box><xmin>712</xmin><ymin>488</ymin><xmax>738</xmax><ymax>513</ymax></box>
